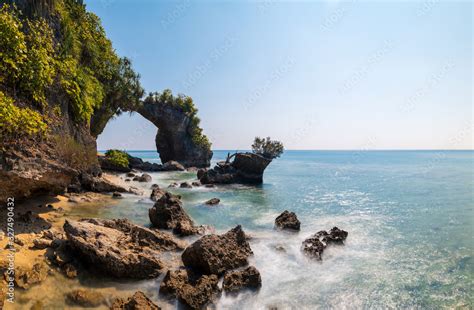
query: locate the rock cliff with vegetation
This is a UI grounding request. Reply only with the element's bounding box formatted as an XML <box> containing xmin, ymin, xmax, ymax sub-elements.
<box><xmin>0</xmin><ymin>0</ymin><xmax>212</xmax><ymax>201</ymax></box>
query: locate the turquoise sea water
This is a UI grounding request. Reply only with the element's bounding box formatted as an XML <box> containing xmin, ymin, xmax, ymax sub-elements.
<box><xmin>94</xmin><ymin>150</ymin><xmax>473</xmax><ymax>308</ymax></box>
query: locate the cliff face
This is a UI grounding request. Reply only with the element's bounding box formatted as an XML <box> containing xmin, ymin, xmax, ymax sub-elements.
<box><xmin>138</xmin><ymin>99</ymin><xmax>213</xmax><ymax>168</ymax></box>
<box><xmin>0</xmin><ymin>2</ymin><xmax>212</xmax><ymax>201</ymax></box>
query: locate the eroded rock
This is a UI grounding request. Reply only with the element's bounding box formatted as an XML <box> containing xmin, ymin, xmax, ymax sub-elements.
<box><xmin>204</xmin><ymin>198</ymin><xmax>220</xmax><ymax>206</ymax></box>
<box><xmin>64</xmin><ymin>218</ymin><xmax>185</xmax><ymax>278</ymax></box>
<box><xmin>182</xmin><ymin>225</ymin><xmax>253</xmax><ymax>275</ymax></box>
<box><xmin>275</xmin><ymin>210</ymin><xmax>300</xmax><ymax>231</ymax></box>
<box><xmin>302</xmin><ymin>227</ymin><xmax>348</xmax><ymax>260</ymax></box>
<box><xmin>150</xmin><ymin>187</ymin><xmax>166</xmax><ymax>202</ymax></box>
<box><xmin>160</xmin><ymin>269</ymin><xmax>220</xmax><ymax>309</ymax></box>
<box><xmin>199</xmin><ymin>153</ymin><xmax>272</xmax><ymax>184</ymax></box>
<box><xmin>149</xmin><ymin>192</ymin><xmax>201</xmax><ymax>236</ymax></box>
<box><xmin>111</xmin><ymin>291</ymin><xmax>161</xmax><ymax>310</ymax></box>
<box><xmin>223</xmin><ymin>266</ymin><xmax>262</xmax><ymax>293</ymax></box>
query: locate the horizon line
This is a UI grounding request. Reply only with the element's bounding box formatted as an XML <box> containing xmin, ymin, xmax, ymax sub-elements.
<box><xmin>98</xmin><ymin>149</ymin><xmax>474</xmax><ymax>152</ymax></box>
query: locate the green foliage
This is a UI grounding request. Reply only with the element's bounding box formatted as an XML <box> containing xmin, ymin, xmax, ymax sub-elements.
<box><xmin>144</xmin><ymin>89</ymin><xmax>211</xmax><ymax>149</ymax></box>
<box><xmin>252</xmin><ymin>136</ymin><xmax>284</xmax><ymax>159</ymax></box>
<box><xmin>104</xmin><ymin>149</ymin><xmax>129</xmax><ymax>168</ymax></box>
<box><xmin>0</xmin><ymin>4</ymin><xmax>27</xmax><ymax>85</ymax></box>
<box><xmin>0</xmin><ymin>90</ymin><xmax>47</xmax><ymax>140</ymax></box>
<box><xmin>20</xmin><ymin>18</ymin><xmax>56</xmax><ymax>106</ymax></box>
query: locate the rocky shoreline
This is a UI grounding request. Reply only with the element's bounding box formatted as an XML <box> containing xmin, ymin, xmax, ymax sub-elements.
<box><xmin>0</xmin><ymin>167</ymin><xmax>348</xmax><ymax>309</ymax></box>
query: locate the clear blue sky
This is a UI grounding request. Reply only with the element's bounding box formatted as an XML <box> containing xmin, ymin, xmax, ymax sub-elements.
<box><xmin>90</xmin><ymin>0</ymin><xmax>472</xmax><ymax>150</ymax></box>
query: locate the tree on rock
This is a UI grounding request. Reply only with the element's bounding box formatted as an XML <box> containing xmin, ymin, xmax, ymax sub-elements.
<box><xmin>252</xmin><ymin>137</ymin><xmax>284</xmax><ymax>159</ymax></box>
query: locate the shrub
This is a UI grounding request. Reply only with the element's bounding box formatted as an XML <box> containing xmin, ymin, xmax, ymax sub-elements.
<box><xmin>105</xmin><ymin>149</ymin><xmax>129</xmax><ymax>168</ymax></box>
<box><xmin>52</xmin><ymin>134</ymin><xmax>97</xmax><ymax>170</ymax></box>
<box><xmin>251</xmin><ymin>137</ymin><xmax>284</xmax><ymax>159</ymax></box>
<box><xmin>0</xmin><ymin>91</ymin><xmax>47</xmax><ymax>141</ymax></box>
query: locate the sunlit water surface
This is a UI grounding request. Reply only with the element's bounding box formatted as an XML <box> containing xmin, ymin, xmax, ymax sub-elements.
<box><xmin>11</xmin><ymin>151</ymin><xmax>474</xmax><ymax>309</ymax></box>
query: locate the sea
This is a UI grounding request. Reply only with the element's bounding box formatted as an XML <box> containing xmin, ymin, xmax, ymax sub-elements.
<box><xmin>11</xmin><ymin>150</ymin><xmax>474</xmax><ymax>309</ymax></box>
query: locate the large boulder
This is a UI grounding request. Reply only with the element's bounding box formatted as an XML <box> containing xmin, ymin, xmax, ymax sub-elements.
<box><xmin>223</xmin><ymin>266</ymin><xmax>262</xmax><ymax>293</ymax></box>
<box><xmin>63</xmin><ymin>218</ymin><xmax>185</xmax><ymax>278</ymax></box>
<box><xmin>160</xmin><ymin>269</ymin><xmax>220</xmax><ymax>309</ymax></box>
<box><xmin>149</xmin><ymin>192</ymin><xmax>201</xmax><ymax>236</ymax></box>
<box><xmin>199</xmin><ymin>153</ymin><xmax>272</xmax><ymax>185</ymax></box>
<box><xmin>275</xmin><ymin>210</ymin><xmax>301</xmax><ymax>231</ymax></box>
<box><xmin>302</xmin><ymin>227</ymin><xmax>348</xmax><ymax>260</ymax></box>
<box><xmin>111</xmin><ymin>291</ymin><xmax>161</xmax><ymax>310</ymax></box>
<box><xmin>181</xmin><ymin>225</ymin><xmax>253</xmax><ymax>275</ymax></box>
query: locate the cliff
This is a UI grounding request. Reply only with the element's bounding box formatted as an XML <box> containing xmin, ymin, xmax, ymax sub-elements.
<box><xmin>0</xmin><ymin>1</ymin><xmax>212</xmax><ymax>202</ymax></box>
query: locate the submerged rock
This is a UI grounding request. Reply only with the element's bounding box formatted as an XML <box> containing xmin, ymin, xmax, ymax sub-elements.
<box><xmin>66</xmin><ymin>289</ymin><xmax>105</xmax><ymax>307</ymax></box>
<box><xmin>111</xmin><ymin>291</ymin><xmax>160</xmax><ymax>310</ymax></box>
<box><xmin>275</xmin><ymin>210</ymin><xmax>301</xmax><ymax>231</ymax></box>
<box><xmin>64</xmin><ymin>218</ymin><xmax>185</xmax><ymax>278</ymax></box>
<box><xmin>204</xmin><ymin>198</ymin><xmax>220</xmax><ymax>206</ymax></box>
<box><xmin>133</xmin><ymin>173</ymin><xmax>152</xmax><ymax>182</ymax></box>
<box><xmin>160</xmin><ymin>269</ymin><xmax>220</xmax><ymax>309</ymax></box>
<box><xmin>302</xmin><ymin>227</ymin><xmax>348</xmax><ymax>260</ymax></box>
<box><xmin>149</xmin><ymin>192</ymin><xmax>201</xmax><ymax>236</ymax></box>
<box><xmin>223</xmin><ymin>266</ymin><xmax>262</xmax><ymax>293</ymax></box>
<box><xmin>180</xmin><ymin>181</ymin><xmax>193</xmax><ymax>188</ymax></box>
<box><xmin>182</xmin><ymin>225</ymin><xmax>253</xmax><ymax>275</ymax></box>
<box><xmin>199</xmin><ymin>152</ymin><xmax>272</xmax><ymax>184</ymax></box>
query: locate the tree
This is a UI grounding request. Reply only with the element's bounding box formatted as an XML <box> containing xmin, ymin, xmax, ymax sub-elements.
<box><xmin>251</xmin><ymin>136</ymin><xmax>284</xmax><ymax>159</ymax></box>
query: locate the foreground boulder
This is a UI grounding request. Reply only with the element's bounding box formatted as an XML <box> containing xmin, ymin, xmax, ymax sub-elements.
<box><xmin>275</xmin><ymin>210</ymin><xmax>301</xmax><ymax>231</ymax></box>
<box><xmin>149</xmin><ymin>192</ymin><xmax>201</xmax><ymax>236</ymax></box>
<box><xmin>199</xmin><ymin>153</ymin><xmax>272</xmax><ymax>184</ymax></box>
<box><xmin>64</xmin><ymin>218</ymin><xmax>185</xmax><ymax>278</ymax></box>
<box><xmin>182</xmin><ymin>225</ymin><xmax>253</xmax><ymax>275</ymax></box>
<box><xmin>160</xmin><ymin>269</ymin><xmax>220</xmax><ymax>309</ymax></box>
<box><xmin>302</xmin><ymin>227</ymin><xmax>348</xmax><ymax>260</ymax></box>
<box><xmin>111</xmin><ymin>291</ymin><xmax>160</xmax><ymax>310</ymax></box>
<box><xmin>223</xmin><ymin>266</ymin><xmax>262</xmax><ymax>293</ymax></box>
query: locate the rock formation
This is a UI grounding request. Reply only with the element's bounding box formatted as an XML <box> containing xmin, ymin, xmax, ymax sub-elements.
<box><xmin>199</xmin><ymin>153</ymin><xmax>272</xmax><ymax>185</ymax></box>
<box><xmin>149</xmin><ymin>192</ymin><xmax>202</xmax><ymax>236</ymax></box>
<box><xmin>63</xmin><ymin>218</ymin><xmax>185</xmax><ymax>278</ymax></box>
<box><xmin>111</xmin><ymin>291</ymin><xmax>161</xmax><ymax>310</ymax></box>
<box><xmin>302</xmin><ymin>227</ymin><xmax>348</xmax><ymax>259</ymax></box>
<box><xmin>223</xmin><ymin>266</ymin><xmax>262</xmax><ymax>293</ymax></box>
<box><xmin>160</xmin><ymin>269</ymin><xmax>220</xmax><ymax>309</ymax></box>
<box><xmin>138</xmin><ymin>95</ymin><xmax>212</xmax><ymax>168</ymax></box>
<box><xmin>181</xmin><ymin>225</ymin><xmax>253</xmax><ymax>275</ymax></box>
<box><xmin>275</xmin><ymin>210</ymin><xmax>301</xmax><ymax>231</ymax></box>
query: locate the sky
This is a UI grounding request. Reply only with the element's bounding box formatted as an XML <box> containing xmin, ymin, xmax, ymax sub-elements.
<box><xmin>89</xmin><ymin>0</ymin><xmax>473</xmax><ymax>151</ymax></box>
